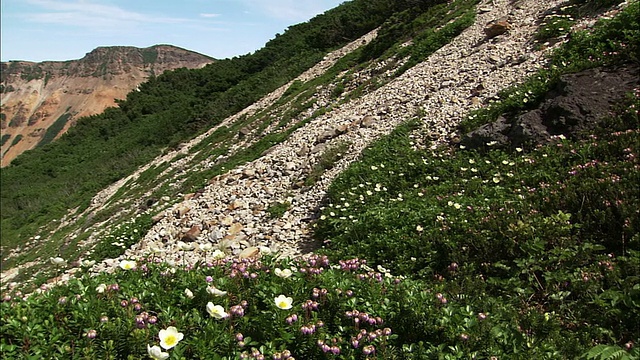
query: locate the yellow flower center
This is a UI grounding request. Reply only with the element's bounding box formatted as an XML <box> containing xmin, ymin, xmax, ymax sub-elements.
<box><xmin>165</xmin><ymin>335</ymin><xmax>176</xmax><ymax>346</ymax></box>
<box><xmin>278</xmin><ymin>301</ymin><xmax>287</xmax><ymax>308</ymax></box>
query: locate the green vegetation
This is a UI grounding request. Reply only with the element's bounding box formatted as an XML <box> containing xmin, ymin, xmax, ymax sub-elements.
<box><xmin>305</xmin><ymin>141</ymin><xmax>351</xmax><ymax>186</ymax></box>
<box><xmin>19</xmin><ymin>65</ymin><xmax>45</xmax><ymax>81</ymax></box>
<box><xmin>142</xmin><ymin>47</ymin><xmax>159</xmax><ymax>65</ymax></box>
<box><xmin>1</xmin><ymin>0</ymin><xmax>437</xmax><ymax>257</ymax></box>
<box><xmin>1</xmin><ymin>134</ymin><xmax>10</xmax><ymax>147</ymax></box>
<box><xmin>37</xmin><ymin>113</ymin><xmax>72</xmax><ymax>148</ymax></box>
<box><xmin>89</xmin><ymin>215</ymin><xmax>155</xmax><ymax>261</ymax></box>
<box><xmin>9</xmin><ymin>135</ymin><xmax>22</xmax><ymax>147</ymax></box>
<box><xmin>1</xmin><ymin>0</ymin><xmax>638</xmax><ymax>359</ymax></box>
<box><xmin>314</xmin><ymin>2</ymin><xmax>639</xmax><ymax>357</ymax></box>
<box><xmin>267</xmin><ymin>201</ymin><xmax>292</xmax><ymax>219</ymax></box>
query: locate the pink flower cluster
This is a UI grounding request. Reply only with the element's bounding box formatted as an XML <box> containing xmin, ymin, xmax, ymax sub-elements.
<box><xmin>135</xmin><ymin>311</ymin><xmax>158</xmax><ymax>329</ymax></box>
<box><xmin>294</xmin><ymin>254</ymin><xmax>331</xmax><ymax>275</ymax></box>
<box><xmin>345</xmin><ymin>310</ymin><xmax>384</xmax><ymax>327</ymax></box>
<box><xmin>317</xmin><ymin>339</ymin><xmax>341</xmax><ymax>355</ymax></box>
<box><xmin>338</xmin><ymin>258</ymin><xmax>366</xmax><ymax>272</ymax></box>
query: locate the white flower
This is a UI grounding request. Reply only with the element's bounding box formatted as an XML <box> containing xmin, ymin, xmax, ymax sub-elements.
<box><xmin>416</xmin><ymin>225</ymin><xmax>424</xmax><ymax>232</ymax></box>
<box><xmin>206</xmin><ymin>302</ymin><xmax>229</xmax><ymax>319</ymax></box>
<box><xmin>177</xmin><ymin>241</ymin><xmax>194</xmax><ymax>251</ymax></box>
<box><xmin>275</xmin><ymin>295</ymin><xmax>293</xmax><ymax>310</ymax></box>
<box><xmin>158</xmin><ymin>326</ymin><xmax>184</xmax><ymax>350</ymax></box>
<box><xmin>119</xmin><ymin>260</ymin><xmax>137</xmax><ymax>270</ymax></box>
<box><xmin>50</xmin><ymin>257</ymin><xmax>66</xmax><ymax>266</ymax></box>
<box><xmin>274</xmin><ymin>268</ymin><xmax>293</xmax><ymax>278</ymax></box>
<box><xmin>184</xmin><ymin>288</ymin><xmax>194</xmax><ymax>299</ymax></box>
<box><xmin>147</xmin><ymin>344</ymin><xmax>169</xmax><ymax>360</ymax></box>
<box><xmin>199</xmin><ymin>243</ymin><xmax>213</xmax><ymax>252</ymax></box>
<box><xmin>207</xmin><ymin>285</ymin><xmax>227</xmax><ymax>297</ymax></box>
<box><xmin>81</xmin><ymin>259</ymin><xmax>96</xmax><ymax>267</ymax></box>
<box><xmin>96</xmin><ymin>283</ymin><xmax>107</xmax><ymax>294</ymax></box>
<box><xmin>211</xmin><ymin>249</ymin><xmax>226</xmax><ymax>260</ymax></box>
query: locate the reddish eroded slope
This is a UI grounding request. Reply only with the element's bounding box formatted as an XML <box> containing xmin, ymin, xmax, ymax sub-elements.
<box><xmin>0</xmin><ymin>45</ymin><xmax>214</xmax><ymax>167</ymax></box>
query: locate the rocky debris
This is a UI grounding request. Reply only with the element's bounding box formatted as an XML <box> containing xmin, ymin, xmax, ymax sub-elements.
<box><xmin>242</xmin><ymin>168</ymin><xmax>256</xmax><ymax>179</ymax></box>
<box><xmin>174</xmin><ymin>205</ymin><xmax>191</xmax><ymax>218</ymax></box>
<box><xmin>360</xmin><ymin>115</ymin><xmax>376</xmax><ymax>128</ymax></box>
<box><xmin>59</xmin><ymin>0</ymin><xmax>585</xmax><ymax>277</ymax></box>
<box><xmin>484</xmin><ymin>17</ymin><xmax>512</xmax><ymax>39</ymax></box>
<box><xmin>239</xmin><ymin>247</ymin><xmax>261</xmax><ymax>259</ymax></box>
<box><xmin>181</xmin><ymin>225</ymin><xmax>201</xmax><ymax>242</ymax></box>
<box><xmin>461</xmin><ymin>64</ymin><xmax>640</xmax><ymax>149</ymax></box>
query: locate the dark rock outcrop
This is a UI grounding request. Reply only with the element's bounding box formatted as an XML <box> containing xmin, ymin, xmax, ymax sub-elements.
<box><xmin>462</xmin><ymin>65</ymin><xmax>639</xmax><ymax>149</ymax></box>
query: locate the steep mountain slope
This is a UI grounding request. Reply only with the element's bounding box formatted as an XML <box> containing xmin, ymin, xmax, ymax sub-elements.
<box><xmin>1</xmin><ymin>0</ymin><xmax>637</xmax><ymax>357</ymax></box>
<box><xmin>93</xmin><ymin>0</ymin><xmax>568</xmax><ymax>269</ymax></box>
<box><xmin>1</xmin><ymin>0</ymin><xmax>633</xmax><ymax>292</ymax></box>
<box><xmin>0</xmin><ymin>45</ymin><xmax>214</xmax><ymax>166</ymax></box>
<box><xmin>0</xmin><ymin>0</ymin><xmax>435</xmax><ymax>274</ymax></box>
<box><xmin>0</xmin><ymin>0</ymin><xmax>580</xmax><ymax>285</ymax></box>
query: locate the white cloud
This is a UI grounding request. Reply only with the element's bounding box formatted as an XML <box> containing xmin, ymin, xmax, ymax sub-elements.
<box><xmin>200</xmin><ymin>13</ymin><xmax>221</xmax><ymax>18</ymax></box>
<box><xmin>241</xmin><ymin>0</ymin><xmax>343</xmax><ymax>22</ymax></box>
<box><xmin>24</xmin><ymin>0</ymin><xmax>189</xmax><ymax>30</ymax></box>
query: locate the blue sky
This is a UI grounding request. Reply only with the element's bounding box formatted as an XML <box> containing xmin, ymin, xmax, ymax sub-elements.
<box><xmin>1</xmin><ymin>0</ymin><xmax>346</xmax><ymax>62</ymax></box>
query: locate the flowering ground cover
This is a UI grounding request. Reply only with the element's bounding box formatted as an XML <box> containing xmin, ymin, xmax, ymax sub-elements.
<box><xmin>1</xmin><ymin>255</ymin><xmax>445</xmax><ymax>359</ymax></box>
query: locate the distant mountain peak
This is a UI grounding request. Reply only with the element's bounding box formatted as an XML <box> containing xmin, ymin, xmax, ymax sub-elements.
<box><xmin>0</xmin><ymin>45</ymin><xmax>215</xmax><ymax>166</ymax></box>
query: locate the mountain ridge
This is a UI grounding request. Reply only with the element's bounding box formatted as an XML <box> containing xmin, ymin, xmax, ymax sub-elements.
<box><xmin>0</xmin><ymin>45</ymin><xmax>214</xmax><ymax>166</ymax></box>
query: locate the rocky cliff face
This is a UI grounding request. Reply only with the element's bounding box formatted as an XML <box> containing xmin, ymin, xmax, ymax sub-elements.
<box><xmin>0</xmin><ymin>45</ymin><xmax>214</xmax><ymax>166</ymax></box>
